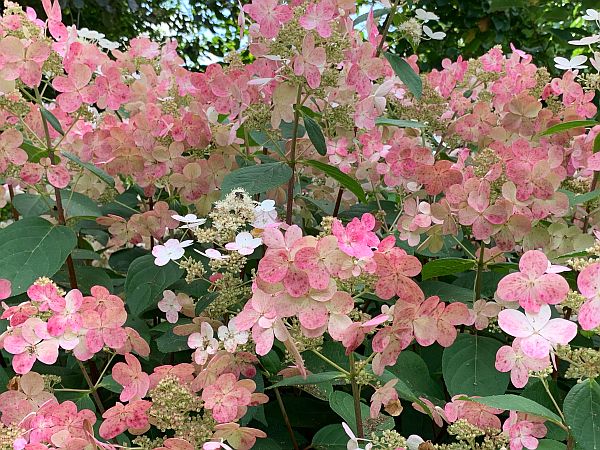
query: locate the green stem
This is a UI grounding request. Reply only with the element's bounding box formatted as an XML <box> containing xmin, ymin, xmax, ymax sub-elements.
<box><xmin>375</xmin><ymin>0</ymin><xmax>402</xmax><ymax>56</ymax></box>
<box><xmin>473</xmin><ymin>241</ymin><xmax>485</xmax><ymax>302</ymax></box>
<box><xmin>349</xmin><ymin>353</ymin><xmax>364</xmax><ymax>439</ymax></box>
<box><xmin>93</xmin><ymin>352</ymin><xmax>116</xmax><ymax>389</ymax></box>
<box><xmin>34</xmin><ymin>87</ymin><xmax>78</xmax><ymax>289</ymax></box>
<box><xmin>539</xmin><ymin>376</ymin><xmax>567</xmax><ymax>424</ymax></box>
<box><xmin>311</xmin><ymin>349</ymin><xmax>350</xmax><ymax>375</ymax></box>
<box><xmin>285</xmin><ymin>85</ymin><xmax>303</xmax><ymax>225</ymax></box>
<box><xmin>77</xmin><ymin>360</ymin><xmax>106</xmax><ymax>414</ymax></box>
<box><xmin>274</xmin><ymin>387</ymin><xmax>300</xmax><ymax>450</ymax></box>
<box><xmin>450</xmin><ymin>235</ymin><xmax>477</xmax><ymax>260</ymax></box>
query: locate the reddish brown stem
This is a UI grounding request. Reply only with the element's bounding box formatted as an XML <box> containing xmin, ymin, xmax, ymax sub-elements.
<box><xmin>7</xmin><ymin>184</ymin><xmax>19</xmax><ymax>221</ymax></box>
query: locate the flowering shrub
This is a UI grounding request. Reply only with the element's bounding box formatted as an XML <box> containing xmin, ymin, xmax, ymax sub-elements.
<box><xmin>0</xmin><ymin>1</ymin><xmax>600</xmax><ymax>450</ymax></box>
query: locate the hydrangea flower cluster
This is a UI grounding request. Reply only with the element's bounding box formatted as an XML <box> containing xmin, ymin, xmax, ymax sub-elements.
<box><xmin>0</xmin><ymin>0</ymin><xmax>599</xmax><ymax>449</ymax></box>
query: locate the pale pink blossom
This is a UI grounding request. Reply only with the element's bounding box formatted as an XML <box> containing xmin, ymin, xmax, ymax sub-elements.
<box><xmin>111</xmin><ymin>353</ymin><xmax>150</xmax><ymax>402</ymax></box>
<box><xmin>158</xmin><ymin>290</ymin><xmax>183</xmax><ymax>323</ymax></box>
<box><xmin>577</xmin><ymin>262</ymin><xmax>600</xmax><ymax>330</ymax></box>
<box><xmin>496</xmin><ymin>250</ymin><xmax>569</xmax><ymax>313</ymax></box>
<box><xmin>498</xmin><ymin>304</ymin><xmax>577</xmax><ymax>359</ymax></box>
<box><xmin>495</xmin><ymin>338</ymin><xmax>550</xmax><ymax>388</ymax></box>
<box><xmin>225</xmin><ymin>231</ymin><xmax>262</xmax><ymax>256</ymax></box>
<box><xmin>152</xmin><ymin>239</ymin><xmax>193</xmax><ymax>266</ymax></box>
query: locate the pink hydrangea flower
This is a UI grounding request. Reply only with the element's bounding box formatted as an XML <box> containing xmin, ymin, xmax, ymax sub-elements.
<box><xmin>502</xmin><ymin>411</ymin><xmax>547</xmax><ymax>450</ymax></box>
<box><xmin>158</xmin><ymin>290</ymin><xmax>183</xmax><ymax>323</ymax></box>
<box><xmin>495</xmin><ymin>338</ymin><xmax>550</xmax><ymax>388</ymax></box>
<box><xmin>468</xmin><ymin>299</ymin><xmax>502</xmax><ymax>330</ymax></box>
<box><xmin>0</xmin><ymin>371</ymin><xmax>55</xmax><ymax>425</ymax></box>
<box><xmin>298</xmin><ymin>0</ymin><xmax>336</xmax><ymax>38</ymax></box>
<box><xmin>332</xmin><ymin>213</ymin><xmax>380</xmax><ymax>259</ymax></box>
<box><xmin>3</xmin><ymin>318</ymin><xmax>59</xmax><ymax>374</ymax></box>
<box><xmin>52</xmin><ymin>63</ymin><xmax>99</xmax><ymax>113</ymax></box>
<box><xmin>496</xmin><ymin>250</ymin><xmax>569</xmax><ymax>313</ymax></box>
<box><xmin>201</xmin><ymin>373</ymin><xmax>255</xmax><ymax>423</ymax></box>
<box><xmin>46</xmin><ymin>289</ymin><xmax>84</xmax><ymax>349</ymax></box>
<box><xmin>372</xmin><ymin>248</ymin><xmax>423</xmax><ymax>301</ymax></box>
<box><xmin>498</xmin><ymin>304</ymin><xmax>577</xmax><ymax>359</ymax></box>
<box><xmin>111</xmin><ymin>353</ymin><xmax>150</xmax><ymax>402</ymax></box>
<box><xmin>188</xmin><ymin>322</ymin><xmax>219</xmax><ymax>364</ymax></box>
<box><xmin>577</xmin><ymin>262</ymin><xmax>600</xmax><ymax>330</ymax></box>
<box><xmin>217</xmin><ymin>322</ymin><xmax>249</xmax><ymax>353</ymax></box>
<box><xmin>444</xmin><ymin>395</ymin><xmax>503</xmax><ymax>429</ymax></box>
<box><xmin>369</xmin><ymin>379</ymin><xmax>401</xmax><ymax>418</ymax></box>
<box><xmin>242</xmin><ymin>0</ymin><xmax>292</xmax><ymax>39</ymax></box>
<box><xmin>98</xmin><ymin>400</ymin><xmax>151</xmax><ymax>439</ymax></box>
<box><xmin>293</xmin><ymin>33</ymin><xmax>326</xmax><ymax>89</ymax></box>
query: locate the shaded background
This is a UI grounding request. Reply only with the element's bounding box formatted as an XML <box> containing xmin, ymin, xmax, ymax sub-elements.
<box><xmin>15</xmin><ymin>0</ymin><xmax>598</xmax><ymax>71</ymax></box>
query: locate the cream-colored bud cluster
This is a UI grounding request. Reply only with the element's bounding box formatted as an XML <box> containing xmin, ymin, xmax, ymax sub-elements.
<box><xmin>42</xmin><ymin>374</ymin><xmax>62</xmax><ymax>391</ymax></box>
<box><xmin>581</xmin><ymin>72</ymin><xmax>600</xmax><ymax>93</ymax></box>
<box><xmin>561</xmin><ymin>290</ymin><xmax>586</xmax><ymax>313</ymax></box>
<box><xmin>321</xmin><ymin>103</ymin><xmax>355</xmax><ymax>132</ymax></box>
<box><xmin>353</xmin><ymin>358</ymin><xmax>376</xmax><ymax>386</ymax></box>
<box><xmin>205</xmin><ymin>272</ymin><xmax>251</xmax><ymax>318</ymax></box>
<box><xmin>130</xmin><ymin>436</ymin><xmax>165</xmax><ymax>450</ymax></box>
<box><xmin>398</xmin><ymin>18</ymin><xmax>423</xmax><ymax>46</ymax></box>
<box><xmin>556</xmin><ymin>345</ymin><xmax>600</xmax><ymax>380</ymax></box>
<box><xmin>369</xmin><ymin>429</ymin><xmax>407</xmax><ymax>449</ymax></box>
<box><xmin>561</xmin><ymin>177</ymin><xmax>591</xmax><ymax>195</ymax></box>
<box><xmin>286</xmin><ymin>319</ymin><xmax>324</xmax><ymax>356</ymax></box>
<box><xmin>567</xmin><ymin>256</ymin><xmax>599</xmax><ymax>271</ymax></box>
<box><xmin>243</xmin><ymin>103</ymin><xmax>273</xmax><ymax>134</ymax></box>
<box><xmin>208</xmin><ymin>251</ymin><xmax>247</xmax><ymax>274</ymax></box>
<box><xmin>180</xmin><ymin>256</ymin><xmax>206</xmax><ymax>283</ymax></box>
<box><xmin>587</xmin><ymin>240</ymin><xmax>600</xmax><ymax>257</ymax></box>
<box><xmin>209</xmin><ymin>189</ymin><xmax>256</xmax><ymax>238</ymax></box>
<box><xmin>173</xmin><ymin>413</ymin><xmax>217</xmax><ymax>447</ymax></box>
<box><xmin>0</xmin><ymin>91</ymin><xmax>30</xmax><ymax>117</ymax></box>
<box><xmin>0</xmin><ymin>423</ymin><xmax>25</xmax><ymax>450</ymax></box>
<box><xmin>148</xmin><ymin>375</ymin><xmax>202</xmax><ymax>433</ymax></box>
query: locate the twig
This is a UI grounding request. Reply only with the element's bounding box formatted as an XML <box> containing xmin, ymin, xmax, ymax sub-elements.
<box><xmin>473</xmin><ymin>241</ymin><xmax>485</xmax><ymax>302</ymax></box>
<box><xmin>375</xmin><ymin>0</ymin><xmax>402</xmax><ymax>57</ymax></box>
<box><xmin>349</xmin><ymin>353</ymin><xmax>364</xmax><ymax>439</ymax></box>
<box><xmin>332</xmin><ymin>188</ymin><xmax>344</xmax><ymax>217</ymax></box>
<box><xmin>274</xmin><ymin>387</ymin><xmax>300</xmax><ymax>450</ymax></box>
<box><xmin>285</xmin><ymin>85</ymin><xmax>303</xmax><ymax>225</ymax></box>
<box><xmin>7</xmin><ymin>185</ymin><xmax>19</xmax><ymax>221</ymax></box>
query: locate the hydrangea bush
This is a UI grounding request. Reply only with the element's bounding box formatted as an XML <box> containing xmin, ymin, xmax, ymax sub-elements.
<box><xmin>0</xmin><ymin>1</ymin><xmax>599</xmax><ymax>449</ymax></box>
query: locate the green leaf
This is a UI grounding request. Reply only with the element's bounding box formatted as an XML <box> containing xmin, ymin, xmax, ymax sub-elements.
<box><xmin>537</xmin><ymin>440</ymin><xmax>567</xmax><ymax>450</ymax></box>
<box><xmin>54</xmin><ymin>266</ymin><xmax>112</xmax><ymax>294</ymax></box>
<box><xmin>267</xmin><ymin>372</ymin><xmax>345</xmax><ymax>389</ymax></box>
<box><xmin>302</xmin><ymin>113</ymin><xmax>327</xmax><ymax>156</ymax></box>
<box><xmin>468</xmin><ymin>395</ymin><xmax>562</xmax><ymax>424</ymax></box>
<box><xmin>156</xmin><ymin>327</ymin><xmax>190</xmax><ymax>352</ymax></box>
<box><xmin>220</xmin><ymin>162</ymin><xmax>293</xmax><ymax>197</ymax></box>
<box><xmin>540</xmin><ymin>120</ymin><xmax>598</xmax><ymax>136</ymax></box>
<box><xmin>374</xmin><ymin>117</ymin><xmax>427</xmax><ymax>128</ymax></box>
<box><xmin>124</xmin><ymin>254</ymin><xmax>183</xmax><ymax>317</ymax></box>
<box><xmin>421</xmin><ymin>258</ymin><xmax>476</xmax><ymax>280</ymax></box>
<box><xmin>12</xmin><ymin>193</ymin><xmax>53</xmax><ymax>217</ymax></box>
<box><xmin>41</xmin><ymin>108</ymin><xmax>65</xmax><ymax>135</ymax></box>
<box><xmin>21</xmin><ymin>140</ymin><xmax>48</xmax><ymax>162</ymax></box>
<box><xmin>384</xmin><ymin>52</ymin><xmax>422</xmax><ymax>99</ymax></box>
<box><xmin>61</xmin><ymin>151</ymin><xmax>115</xmax><ymax>187</ymax></box>
<box><xmin>420</xmin><ymin>280</ymin><xmax>474</xmax><ymax>304</ymax></box>
<box><xmin>109</xmin><ymin>247</ymin><xmax>148</xmax><ymax>273</ymax></box>
<box><xmin>385</xmin><ymin>351</ymin><xmax>444</xmax><ymax>399</ymax></box>
<box><xmin>442</xmin><ymin>334</ymin><xmax>509</xmax><ymax>397</ymax></box>
<box><xmin>75</xmin><ymin>394</ymin><xmax>95</xmax><ymax>412</ymax></box>
<box><xmin>564</xmin><ymin>378</ymin><xmax>600</xmax><ymax>450</ymax></box>
<box><xmin>312</xmin><ymin>424</ymin><xmax>349</xmax><ymax>450</ymax></box>
<box><xmin>489</xmin><ymin>0</ymin><xmax>529</xmax><ymax>12</ymax></box>
<box><xmin>593</xmin><ymin>133</ymin><xmax>600</xmax><ymax>153</ymax></box>
<box><xmin>98</xmin><ymin>375</ymin><xmax>123</xmax><ymax>393</ymax></box>
<box><xmin>0</xmin><ymin>217</ymin><xmax>77</xmax><ymax>295</ymax></box>
<box><xmin>61</xmin><ymin>190</ymin><xmax>102</xmax><ymax>219</ymax></box>
<box><xmin>304</xmin><ymin>159</ymin><xmax>367</xmax><ymax>203</ymax></box>
<box><xmin>573</xmin><ymin>189</ymin><xmax>600</xmax><ymax>206</ymax></box>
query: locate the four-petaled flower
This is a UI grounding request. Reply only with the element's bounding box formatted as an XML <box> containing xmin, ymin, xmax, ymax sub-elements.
<box><xmin>498</xmin><ymin>304</ymin><xmax>577</xmax><ymax>359</ymax></box>
<box><xmin>496</xmin><ymin>250</ymin><xmax>569</xmax><ymax>313</ymax></box>
<box><xmin>225</xmin><ymin>231</ymin><xmax>262</xmax><ymax>256</ymax></box>
<box><xmin>152</xmin><ymin>239</ymin><xmax>193</xmax><ymax>266</ymax></box>
<box><xmin>111</xmin><ymin>353</ymin><xmax>150</xmax><ymax>402</ymax></box>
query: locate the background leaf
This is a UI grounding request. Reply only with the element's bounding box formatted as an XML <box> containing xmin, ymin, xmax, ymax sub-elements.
<box><xmin>421</xmin><ymin>258</ymin><xmax>476</xmax><ymax>280</ymax></box>
<box><xmin>442</xmin><ymin>334</ymin><xmax>509</xmax><ymax>396</ymax></box>
<box><xmin>564</xmin><ymin>378</ymin><xmax>600</xmax><ymax>450</ymax></box>
<box><xmin>124</xmin><ymin>254</ymin><xmax>183</xmax><ymax>317</ymax></box>
<box><xmin>304</xmin><ymin>160</ymin><xmax>367</xmax><ymax>203</ymax></box>
<box><xmin>384</xmin><ymin>52</ymin><xmax>423</xmax><ymax>99</ymax></box>
<box><xmin>302</xmin><ymin>113</ymin><xmax>327</xmax><ymax>156</ymax></box>
<box><xmin>0</xmin><ymin>217</ymin><xmax>77</xmax><ymax>295</ymax></box>
<box><xmin>220</xmin><ymin>162</ymin><xmax>293</xmax><ymax>197</ymax></box>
